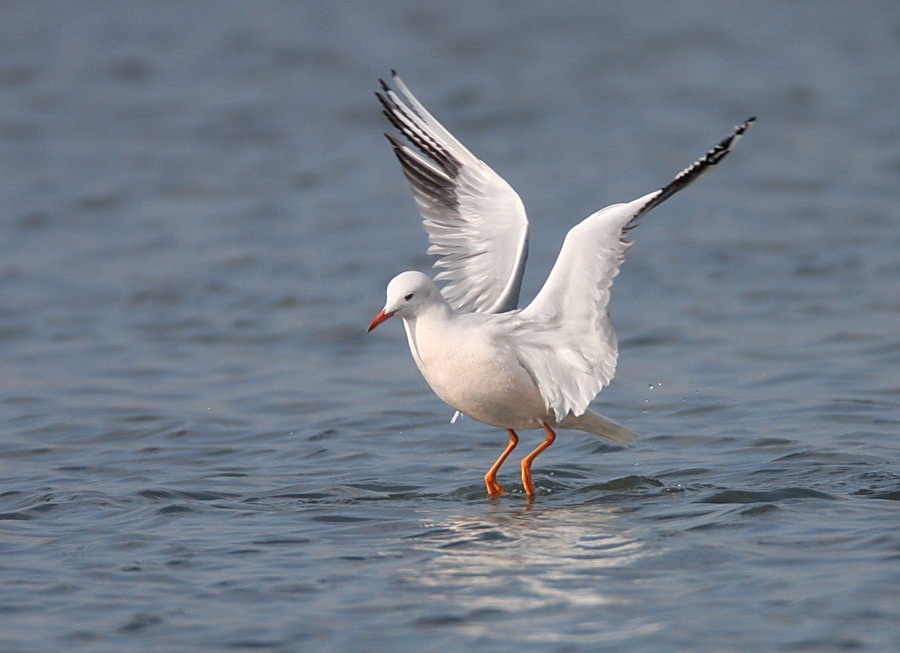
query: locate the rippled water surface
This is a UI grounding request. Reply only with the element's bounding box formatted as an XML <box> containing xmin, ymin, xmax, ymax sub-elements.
<box><xmin>1</xmin><ymin>2</ymin><xmax>898</xmax><ymax>652</ymax></box>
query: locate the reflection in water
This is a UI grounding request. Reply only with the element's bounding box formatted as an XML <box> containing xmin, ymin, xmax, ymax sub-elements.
<box><xmin>405</xmin><ymin>503</ymin><xmax>656</xmax><ymax>640</ymax></box>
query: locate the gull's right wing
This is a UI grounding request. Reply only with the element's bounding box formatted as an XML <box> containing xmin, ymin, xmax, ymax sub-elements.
<box><xmin>377</xmin><ymin>72</ymin><xmax>529</xmax><ymax>314</ymax></box>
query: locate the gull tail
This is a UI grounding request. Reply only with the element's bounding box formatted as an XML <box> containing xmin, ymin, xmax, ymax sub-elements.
<box><xmin>558</xmin><ymin>409</ymin><xmax>639</xmax><ymax>445</ymax></box>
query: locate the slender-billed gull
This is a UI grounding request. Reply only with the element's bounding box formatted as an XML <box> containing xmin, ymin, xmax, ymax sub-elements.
<box><xmin>367</xmin><ymin>71</ymin><xmax>754</xmax><ymax>497</ymax></box>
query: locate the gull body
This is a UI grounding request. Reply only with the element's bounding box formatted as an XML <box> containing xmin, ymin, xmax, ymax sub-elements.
<box><xmin>367</xmin><ymin>72</ymin><xmax>753</xmax><ymax>497</ymax></box>
<box><xmin>370</xmin><ymin>271</ymin><xmax>636</xmax><ymax>438</ymax></box>
<box><xmin>386</xmin><ymin>274</ymin><xmax>548</xmax><ymax>430</ymax></box>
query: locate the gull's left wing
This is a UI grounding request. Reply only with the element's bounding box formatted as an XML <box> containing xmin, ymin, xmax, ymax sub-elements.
<box><xmin>516</xmin><ymin>117</ymin><xmax>755</xmax><ymax>420</ymax></box>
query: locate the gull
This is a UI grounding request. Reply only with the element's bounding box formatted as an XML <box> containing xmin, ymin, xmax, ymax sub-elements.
<box><xmin>367</xmin><ymin>71</ymin><xmax>753</xmax><ymax>497</ymax></box>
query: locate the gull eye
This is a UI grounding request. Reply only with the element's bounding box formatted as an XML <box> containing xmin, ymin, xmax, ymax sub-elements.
<box><xmin>404</xmin><ymin>292</ymin><xmax>414</xmax><ymax>301</ymax></box>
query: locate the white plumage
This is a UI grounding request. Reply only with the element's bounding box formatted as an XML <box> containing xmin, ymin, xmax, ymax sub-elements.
<box><xmin>368</xmin><ymin>72</ymin><xmax>754</xmax><ymax>497</ymax></box>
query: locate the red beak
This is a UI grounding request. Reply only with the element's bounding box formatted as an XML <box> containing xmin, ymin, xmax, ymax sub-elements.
<box><xmin>367</xmin><ymin>309</ymin><xmax>395</xmax><ymax>333</ymax></box>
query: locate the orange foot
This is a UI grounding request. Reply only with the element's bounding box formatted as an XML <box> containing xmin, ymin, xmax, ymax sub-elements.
<box><xmin>484</xmin><ymin>476</ymin><xmax>506</xmax><ymax>496</ymax></box>
<box><xmin>520</xmin><ymin>423</ymin><xmax>557</xmax><ymax>497</ymax></box>
<box><xmin>483</xmin><ymin>429</ymin><xmax>519</xmax><ymax>497</ymax></box>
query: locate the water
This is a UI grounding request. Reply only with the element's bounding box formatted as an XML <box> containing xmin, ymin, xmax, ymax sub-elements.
<box><xmin>1</xmin><ymin>2</ymin><xmax>898</xmax><ymax>651</ymax></box>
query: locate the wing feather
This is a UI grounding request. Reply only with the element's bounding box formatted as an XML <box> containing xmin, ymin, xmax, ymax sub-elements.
<box><xmin>377</xmin><ymin>72</ymin><xmax>529</xmax><ymax>313</ymax></box>
<box><xmin>516</xmin><ymin>118</ymin><xmax>755</xmax><ymax>419</ymax></box>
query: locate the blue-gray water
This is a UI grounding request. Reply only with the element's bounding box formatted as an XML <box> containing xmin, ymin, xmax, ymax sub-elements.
<box><xmin>1</xmin><ymin>2</ymin><xmax>898</xmax><ymax>651</ymax></box>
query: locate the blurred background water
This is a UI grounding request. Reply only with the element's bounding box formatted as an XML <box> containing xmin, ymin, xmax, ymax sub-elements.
<box><xmin>0</xmin><ymin>1</ymin><xmax>898</xmax><ymax>651</ymax></box>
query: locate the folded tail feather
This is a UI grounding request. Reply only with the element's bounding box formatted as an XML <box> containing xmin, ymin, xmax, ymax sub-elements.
<box><xmin>558</xmin><ymin>409</ymin><xmax>639</xmax><ymax>444</ymax></box>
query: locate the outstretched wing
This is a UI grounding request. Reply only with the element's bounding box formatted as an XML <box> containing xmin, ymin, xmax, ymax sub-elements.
<box><xmin>377</xmin><ymin>72</ymin><xmax>529</xmax><ymax>313</ymax></box>
<box><xmin>515</xmin><ymin>117</ymin><xmax>755</xmax><ymax>420</ymax></box>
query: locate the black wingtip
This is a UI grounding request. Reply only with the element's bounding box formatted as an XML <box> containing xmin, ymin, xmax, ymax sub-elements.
<box><xmin>621</xmin><ymin>116</ymin><xmax>755</xmax><ymax>234</ymax></box>
<box><xmin>383</xmin><ymin>131</ymin><xmax>403</xmax><ymax>148</ymax></box>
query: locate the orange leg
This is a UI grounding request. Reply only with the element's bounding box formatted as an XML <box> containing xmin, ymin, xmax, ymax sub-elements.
<box><xmin>520</xmin><ymin>422</ymin><xmax>557</xmax><ymax>497</ymax></box>
<box><xmin>484</xmin><ymin>429</ymin><xmax>519</xmax><ymax>496</ymax></box>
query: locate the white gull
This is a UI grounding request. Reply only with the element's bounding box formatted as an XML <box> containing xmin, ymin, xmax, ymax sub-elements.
<box><xmin>367</xmin><ymin>71</ymin><xmax>754</xmax><ymax>497</ymax></box>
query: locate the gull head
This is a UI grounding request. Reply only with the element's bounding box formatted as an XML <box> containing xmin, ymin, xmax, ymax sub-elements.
<box><xmin>367</xmin><ymin>271</ymin><xmax>442</xmax><ymax>333</ymax></box>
